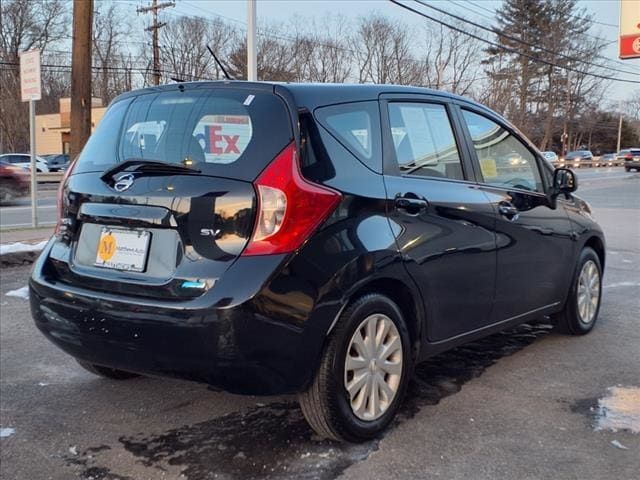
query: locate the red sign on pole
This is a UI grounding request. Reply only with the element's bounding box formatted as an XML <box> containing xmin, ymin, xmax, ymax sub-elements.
<box><xmin>619</xmin><ymin>0</ymin><xmax>640</xmax><ymax>59</ymax></box>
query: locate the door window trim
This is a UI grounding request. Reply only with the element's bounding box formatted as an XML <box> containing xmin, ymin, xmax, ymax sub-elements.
<box><xmin>379</xmin><ymin>94</ymin><xmax>476</xmax><ymax>184</ymax></box>
<box><xmin>455</xmin><ymin>104</ymin><xmax>550</xmax><ymax>196</ymax></box>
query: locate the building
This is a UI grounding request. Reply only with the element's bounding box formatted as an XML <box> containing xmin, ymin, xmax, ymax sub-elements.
<box><xmin>35</xmin><ymin>98</ymin><xmax>105</xmax><ymax>155</ymax></box>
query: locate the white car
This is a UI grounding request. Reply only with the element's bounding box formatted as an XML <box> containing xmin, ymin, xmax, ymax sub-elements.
<box><xmin>0</xmin><ymin>153</ymin><xmax>50</xmax><ymax>172</ymax></box>
<box><xmin>541</xmin><ymin>151</ymin><xmax>558</xmax><ymax>164</ymax></box>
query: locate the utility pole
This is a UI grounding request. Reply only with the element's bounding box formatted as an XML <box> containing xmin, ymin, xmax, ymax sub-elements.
<box><xmin>137</xmin><ymin>0</ymin><xmax>175</xmax><ymax>86</ymax></box>
<box><xmin>70</xmin><ymin>0</ymin><xmax>93</xmax><ymax>161</ymax></box>
<box><xmin>247</xmin><ymin>0</ymin><xmax>257</xmax><ymax>81</ymax></box>
<box><xmin>562</xmin><ymin>69</ymin><xmax>571</xmax><ymax>158</ymax></box>
<box><xmin>616</xmin><ymin>100</ymin><xmax>623</xmax><ymax>153</ymax></box>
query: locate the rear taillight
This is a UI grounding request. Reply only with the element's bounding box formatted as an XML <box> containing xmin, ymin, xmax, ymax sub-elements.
<box><xmin>54</xmin><ymin>159</ymin><xmax>77</xmax><ymax>235</ymax></box>
<box><xmin>242</xmin><ymin>142</ymin><xmax>341</xmax><ymax>256</ymax></box>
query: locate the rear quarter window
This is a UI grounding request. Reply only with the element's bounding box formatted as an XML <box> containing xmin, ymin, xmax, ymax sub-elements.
<box><xmin>314</xmin><ymin>101</ymin><xmax>382</xmax><ymax>173</ymax></box>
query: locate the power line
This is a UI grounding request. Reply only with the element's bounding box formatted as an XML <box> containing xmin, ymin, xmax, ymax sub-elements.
<box><xmin>389</xmin><ymin>0</ymin><xmax>640</xmax><ymax>84</ymax></box>
<box><xmin>0</xmin><ymin>60</ymin><xmax>206</xmax><ymax>80</ymax></box>
<box><xmin>414</xmin><ymin>0</ymin><xmax>640</xmax><ymax>77</ymax></box>
<box><xmin>447</xmin><ymin>0</ymin><xmax>639</xmax><ymax>73</ymax></box>
<box><xmin>137</xmin><ymin>0</ymin><xmax>175</xmax><ymax>85</ymax></box>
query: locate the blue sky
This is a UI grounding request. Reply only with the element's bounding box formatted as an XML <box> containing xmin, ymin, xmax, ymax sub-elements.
<box><xmin>131</xmin><ymin>0</ymin><xmax>640</xmax><ymax>103</ymax></box>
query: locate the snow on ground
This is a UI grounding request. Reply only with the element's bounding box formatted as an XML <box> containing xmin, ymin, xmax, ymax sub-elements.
<box><xmin>5</xmin><ymin>286</ymin><xmax>29</xmax><ymax>300</ymax></box>
<box><xmin>0</xmin><ymin>240</ymin><xmax>47</xmax><ymax>255</ymax></box>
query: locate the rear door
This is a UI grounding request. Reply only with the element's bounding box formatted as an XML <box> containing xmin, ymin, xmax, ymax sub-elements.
<box><xmin>54</xmin><ymin>84</ymin><xmax>294</xmax><ymax>300</ymax></box>
<box><xmin>381</xmin><ymin>95</ymin><xmax>497</xmax><ymax>342</ymax></box>
<box><xmin>457</xmin><ymin>107</ymin><xmax>574</xmax><ymax>321</ymax></box>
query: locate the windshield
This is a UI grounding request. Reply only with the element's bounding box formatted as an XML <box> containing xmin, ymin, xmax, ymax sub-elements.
<box><xmin>75</xmin><ymin>86</ymin><xmax>293</xmax><ymax>181</ymax></box>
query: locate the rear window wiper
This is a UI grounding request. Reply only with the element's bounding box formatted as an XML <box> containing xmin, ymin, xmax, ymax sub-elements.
<box><xmin>101</xmin><ymin>158</ymin><xmax>201</xmax><ymax>182</ymax></box>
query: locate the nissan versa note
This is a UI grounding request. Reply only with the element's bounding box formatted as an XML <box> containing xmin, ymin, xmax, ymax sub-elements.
<box><xmin>30</xmin><ymin>82</ymin><xmax>605</xmax><ymax>442</ymax></box>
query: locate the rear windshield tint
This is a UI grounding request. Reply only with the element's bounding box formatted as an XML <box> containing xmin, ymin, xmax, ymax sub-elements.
<box><xmin>75</xmin><ymin>87</ymin><xmax>292</xmax><ymax>181</ymax></box>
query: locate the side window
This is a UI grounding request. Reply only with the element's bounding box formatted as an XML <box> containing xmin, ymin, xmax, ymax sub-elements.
<box><xmin>461</xmin><ymin>109</ymin><xmax>542</xmax><ymax>192</ymax></box>
<box><xmin>387</xmin><ymin>102</ymin><xmax>465</xmax><ymax>180</ymax></box>
<box><xmin>314</xmin><ymin>101</ymin><xmax>382</xmax><ymax>172</ymax></box>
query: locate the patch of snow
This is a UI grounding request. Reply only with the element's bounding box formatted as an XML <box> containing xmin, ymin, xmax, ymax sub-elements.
<box><xmin>6</xmin><ymin>286</ymin><xmax>29</xmax><ymax>300</ymax></box>
<box><xmin>610</xmin><ymin>440</ymin><xmax>628</xmax><ymax>450</ymax></box>
<box><xmin>604</xmin><ymin>282</ymin><xmax>640</xmax><ymax>289</ymax></box>
<box><xmin>596</xmin><ymin>386</ymin><xmax>640</xmax><ymax>434</ymax></box>
<box><xmin>0</xmin><ymin>240</ymin><xmax>47</xmax><ymax>255</ymax></box>
<box><xmin>0</xmin><ymin>427</ymin><xmax>15</xmax><ymax>438</ymax></box>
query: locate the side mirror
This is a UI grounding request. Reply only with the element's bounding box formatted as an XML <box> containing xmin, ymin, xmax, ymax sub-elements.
<box><xmin>548</xmin><ymin>167</ymin><xmax>577</xmax><ymax>207</ymax></box>
<box><xmin>553</xmin><ymin>167</ymin><xmax>578</xmax><ymax>194</ymax></box>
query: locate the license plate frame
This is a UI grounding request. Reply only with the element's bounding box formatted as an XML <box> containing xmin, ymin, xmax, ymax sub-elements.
<box><xmin>94</xmin><ymin>228</ymin><xmax>151</xmax><ymax>272</ymax></box>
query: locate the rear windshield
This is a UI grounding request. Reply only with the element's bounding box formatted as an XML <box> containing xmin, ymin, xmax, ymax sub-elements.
<box><xmin>75</xmin><ymin>86</ymin><xmax>293</xmax><ymax>181</ymax></box>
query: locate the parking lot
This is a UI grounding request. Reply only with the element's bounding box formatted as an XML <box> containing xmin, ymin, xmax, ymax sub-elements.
<box><xmin>1</xmin><ymin>168</ymin><xmax>639</xmax><ymax>480</ymax></box>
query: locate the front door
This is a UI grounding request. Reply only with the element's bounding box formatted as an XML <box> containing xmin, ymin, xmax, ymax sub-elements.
<box><xmin>458</xmin><ymin>108</ymin><xmax>574</xmax><ymax>322</ymax></box>
<box><xmin>381</xmin><ymin>98</ymin><xmax>498</xmax><ymax>342</ymax></box>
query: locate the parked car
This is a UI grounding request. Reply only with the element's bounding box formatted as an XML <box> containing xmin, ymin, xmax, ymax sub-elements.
<box><xmin>42</xmin><ymin>153</ymin><xmax>71</xmax><ymax>172</ymax></box>
<box><xmin>0</xmin><ymin>153</ymin><xmax>50</xmax><ymax>172</ymax></box>
<box><xmin>565</xmin><ymin>150</ymin><xmax>594</xmax><ymax>168</ymax></box>
<box><xmin>0</xmin><ymin>160</ymin><xmax>30</xmax><ymax>204</ymax></box>
<box><xmin>617</xmin><ymin>148</ymin><xmax>640</xmax><ymax>172</ymax></box>
<box><xmin>600</xmin><ymin>153</ymin><xmax>617</xmax><ymax>166</ymax></box>
<box><xmin>29</xmin><ymin>82</ymin><xmax>606</xmax><ymax>442</ymax></box>
<box><xmin>541</xmin><ymin>151</ymin><xmax>558</xmax><ymax>165</ymax></box>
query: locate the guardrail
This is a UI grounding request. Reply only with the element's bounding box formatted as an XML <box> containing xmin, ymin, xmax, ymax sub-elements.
<box><xmin>36</xmin><ymin>172</ymin><xmax>63</xmax><ymax>183</ymax></box>
<box><xmin>552</xmin><ymin>157</ymin><xmax>625</xmax><ymax>168</ymax></box>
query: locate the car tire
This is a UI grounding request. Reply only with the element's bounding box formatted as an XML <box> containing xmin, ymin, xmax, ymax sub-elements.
<box><xmin>76</xmin><ymin>360</ymin><xmax>141</xmax><ymax>380</ymax></box>
<box><xmin>299</xmin><ymin>293</ymin><xmax>411</xmax><ymax>442</ymax></box>
<box><xmin>553</xmin><ymin>247</ymin><xmax>602</xmax><ymax>335</ymax></box>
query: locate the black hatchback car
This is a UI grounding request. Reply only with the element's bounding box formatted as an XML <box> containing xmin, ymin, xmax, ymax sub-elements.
<box><xmin>30</xmin><ymin>82</ymin><xmax>605</xmax><ymax>442</ymax></box>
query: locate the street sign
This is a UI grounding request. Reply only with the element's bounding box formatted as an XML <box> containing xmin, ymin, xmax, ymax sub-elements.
<box><xmin>619</xmin><ymin>0</ymin><xmax>640</xmax><ymax>59</ymax></box>
<box><xmin>19</xmin><ymin>49</ymin><xmax>41</xmax><ymax>101</ymax></box>
<box><xmin>20</xmin><ymin>49</ymin><xmax>41</xmax><ymax>227</ymax></box>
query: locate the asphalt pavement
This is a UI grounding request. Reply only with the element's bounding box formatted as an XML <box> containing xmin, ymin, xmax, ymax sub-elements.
<box><xmin>0</xmin><ymin>169</ymin><xmax>638</xmax><ymax>480</ymax></box>
<box><xmin>0</xmin><ymin>186</ymin><xmax>58</xmax><ymax>229</ymax></box>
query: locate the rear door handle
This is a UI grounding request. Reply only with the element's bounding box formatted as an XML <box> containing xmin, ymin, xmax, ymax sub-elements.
<box><xmin>395</xmin><ymin>196</ymin><xmax>428</xmax><ymax>215</ymax></box>
<box><xmin>498</xmin><ymin>201</ymin><xmax>519</xmax><ymax>221</ymax></box>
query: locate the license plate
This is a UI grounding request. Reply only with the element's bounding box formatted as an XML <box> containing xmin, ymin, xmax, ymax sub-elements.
<box><xmin>94</xmin><ymin>228</ymin><xmax>150</xmax><ymax>272</ymax></box>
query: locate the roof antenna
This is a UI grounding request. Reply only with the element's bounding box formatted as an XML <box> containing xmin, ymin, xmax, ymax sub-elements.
<box><xmin>207</xmin><ymin>44</ymin><xmax>231</xmax><ymax>80</ymax></box>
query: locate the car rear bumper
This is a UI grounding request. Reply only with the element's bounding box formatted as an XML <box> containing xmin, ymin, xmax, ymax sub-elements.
<box><xmin>29</xmin><ymin>242</ymin><xmax>330</xmax><ymax>395</ymax></box>
<box><xmin>624</xmin><ymin>160</ymin><xmax>640</xmax><ymax>168</ymax></box>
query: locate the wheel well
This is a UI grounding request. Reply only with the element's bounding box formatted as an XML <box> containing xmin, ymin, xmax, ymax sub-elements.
<box><xmin>584</xmin><ymin>236</ymin><xmax>605</xmax><ymax>270</ymax></box>
<box><xmin>348</xmin><ymin>278</ymin><xmax>422</xmax><ymax>357</ymax></box>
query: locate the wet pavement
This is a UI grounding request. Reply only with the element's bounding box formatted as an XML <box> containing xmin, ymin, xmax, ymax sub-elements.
<box><xmin>1</xmin><ymin>170</ymin><xmax>638</xmax><ymax>480</ymax></box>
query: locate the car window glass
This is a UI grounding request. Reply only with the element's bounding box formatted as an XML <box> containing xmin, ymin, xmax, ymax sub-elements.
<box><xmin>388</xmin><ymin>102</ymin><xmax>464</xmax><ymax>180</ymax></box>
<box><xmin>462</xmin><ymin>109</ymin><xmax>542</xmax><ymax>192</ymax></box>
<box><xmin>193</xmin><ymin>113</ymin><xmax>252</xmax><ymax>164</ymax></box>
<box><xmin>75</xmin><ymin>89</ymin><xmax>292</xmax><ymax>180</ymax></box>
<box><xmin>314</xmin><ymin>101</ymin><xmax>382</xmax><ymax>172</ymax></box>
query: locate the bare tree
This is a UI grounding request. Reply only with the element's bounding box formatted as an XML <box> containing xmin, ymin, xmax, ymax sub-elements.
<box><xmin>161</xmin><ymin>16</ymin><xmax>210</xmax><ymax>81</ymax></box>
<box><xmin>355</xmin><ymin>14</ymin><xmax>423</xmax><ymax>85</ymax></box>
<box><xmin>422</xmin><ymin>23</ymin><xmax>482</xmax><ymax>95</ymax></box>
<box><xmin>0</xmin><ymin>0</ymin><xmax>69</xmax><ymax>152</ymax></box>
<box><xmin>92</xmin><ymin>2</ymin><xmax>139</xmax><ymax>104</ymax></box>
<box><xmin>226</xmin><ymin>23</ymin><xmax>297</xmax><ymax>81</ymax></box>
<box><xmin>288</xmin><ymin>15</ymin><xmax>353</xmax><ymax>83</ymax></box>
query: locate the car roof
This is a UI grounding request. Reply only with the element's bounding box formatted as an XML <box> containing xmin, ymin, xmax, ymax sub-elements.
<box><xmin>111</xmin><ymin>80</ymin><xmax>495</xmax><ymax>115</ymax></box>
